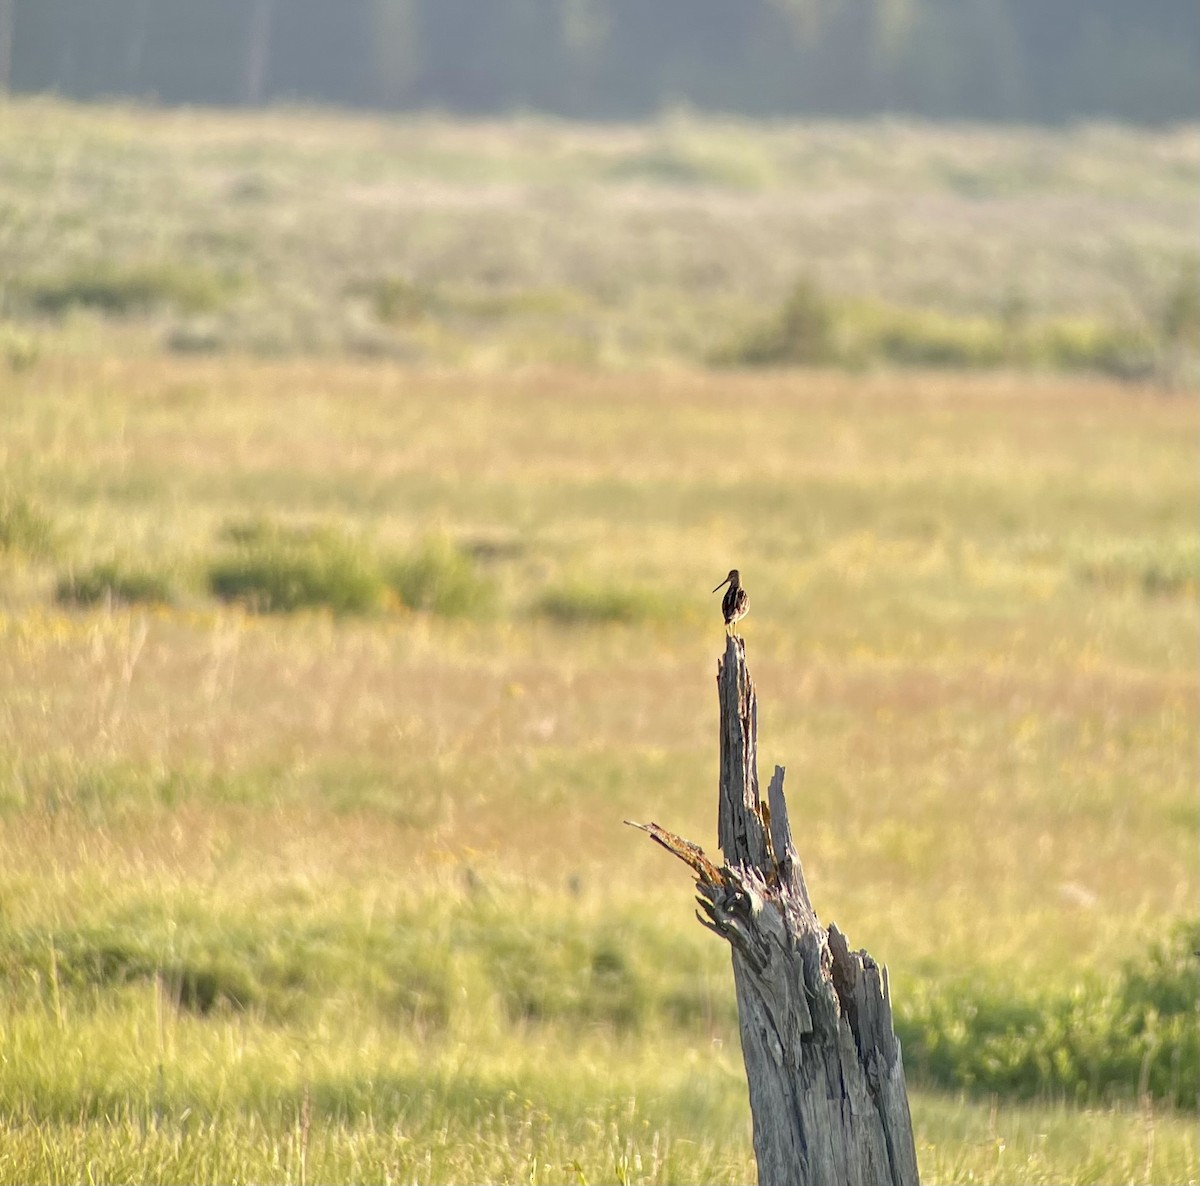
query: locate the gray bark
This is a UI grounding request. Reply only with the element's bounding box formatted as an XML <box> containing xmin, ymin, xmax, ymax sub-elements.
<box><xmin>629</xmin><ymin>634</ymin><xmax>919</xmax><ymax>1186</ymax></box>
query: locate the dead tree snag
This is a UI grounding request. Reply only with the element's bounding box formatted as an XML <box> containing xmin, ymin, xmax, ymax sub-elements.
<box><xmin>628</xmin><ymin>634</ymin><xmax>919</xmax><ymax>1186</ymax></box>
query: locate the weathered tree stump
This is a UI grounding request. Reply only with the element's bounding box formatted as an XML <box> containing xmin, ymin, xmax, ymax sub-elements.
<box><xmin>629</xmin><ymin>634</ymin><xmax>919</xmax><ymax>1186</ymax></box>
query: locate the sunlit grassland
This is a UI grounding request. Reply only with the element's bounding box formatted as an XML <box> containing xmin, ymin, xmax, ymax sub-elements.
<box><xmin>0</xmin><ymin>349</ymin><xmax>1196</xmax><ymax>1182</ymax></box>
<box><xmin>0</xmin><ymin>995</ymin><xmax>1196</xmax><ymax>1185</ymax></box>
<box><xmin>0</xmin><ymin>100</ymin><xmax>1195</xmax><ymax>367</ymax></box>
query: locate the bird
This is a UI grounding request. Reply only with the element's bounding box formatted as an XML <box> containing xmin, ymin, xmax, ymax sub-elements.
<box><xmin>713</xmin><ymin>569</ymin><xmax>748</xmax><ymax>632</ymax></box>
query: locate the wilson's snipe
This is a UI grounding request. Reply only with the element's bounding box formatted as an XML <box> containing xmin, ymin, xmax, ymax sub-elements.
<box><xmin>713</xmin><ymin>569</ymin><xmax>748</xmax><ymax>631</ymax></box>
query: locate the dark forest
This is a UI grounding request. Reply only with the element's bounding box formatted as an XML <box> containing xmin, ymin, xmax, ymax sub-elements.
<box><xmin>4</xmin><ymin>0</ymin><xmax>1198</xmax><ymax>123</ymax></box>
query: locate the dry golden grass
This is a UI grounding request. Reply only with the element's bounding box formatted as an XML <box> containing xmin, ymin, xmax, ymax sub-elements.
<box><xmin>0</xmin><ymin>348</ymin><xmax>1196</xmax><ymax>1182</ymax></box>
<box><xmin>0</xmin><ymin>103</ymin><xmax>1196</xmax><ymax>1181</ymax></box>
<box><xmin>2</xmin><ymin>355</ymin><xmax>1194</xmax><ymax>963</ymax></box>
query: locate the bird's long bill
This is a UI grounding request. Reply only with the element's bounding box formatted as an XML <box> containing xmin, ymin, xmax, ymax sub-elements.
<box><xmin>712</xmin><ymin>577</ymin><xmax>731</xmax><ymax>592</ymax></box>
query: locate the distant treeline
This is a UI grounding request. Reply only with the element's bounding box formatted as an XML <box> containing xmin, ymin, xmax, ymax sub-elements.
<box><xmin>5</xmin><ymin>0</ymin><xmax>1198</xmax><ymax>124</ymax></box>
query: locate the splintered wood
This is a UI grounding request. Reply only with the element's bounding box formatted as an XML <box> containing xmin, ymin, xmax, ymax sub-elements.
<box><xmin>627</xmin><ymin>634</ymin><xmax>919</xmax><ymax>1186</ymax></box>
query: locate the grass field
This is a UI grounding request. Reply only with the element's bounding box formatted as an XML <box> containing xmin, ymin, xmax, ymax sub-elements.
<box><xmin>0</xmin><ymin>102</ymin><xmax>1197</xmax><ymax>1184</ymax></box>
<box><xmin>0</xmin><ymin>101</ymin><xmax>1196</xmax><ymax>372</ymax></box>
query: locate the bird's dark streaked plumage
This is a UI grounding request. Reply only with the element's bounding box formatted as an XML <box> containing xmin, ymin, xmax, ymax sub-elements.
<box><xmin>713</xmin><ymin>569</ymin><xmax>748</xmax><ymax>630</ymax></box>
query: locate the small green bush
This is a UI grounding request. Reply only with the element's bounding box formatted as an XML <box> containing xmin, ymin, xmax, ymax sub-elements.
<box><xmin>216</xmin><ymin>518</ymin><xmax>278</xmax><ymax>548</ymax></box>
<box><xmin>209</xmin><ymin>521</ymin><xmax>384</xmax><ymax>615</ymax></box>
<box><xmin>722</xmin><ymin>282</ymin><xmax>1011</xmax><ymax>370</ymax></box>
<box><xmin>56</xmin><ymin>562</ymin><xmax>174</xmax><ymax>608</ymax></box>
<box><xmin>354</xmin><ymin>276</ymin><xmax>438</xmax><ymax>325</ymax></box>
<box><xmin>0</xmin><ymin>493</ymin><xmax>58</xmax><ymax>558</ymax></box>
<box><xmin>535</xmin><ymin>581</ymin><xmax>668</xmax><ymax>625</ymax></box>
<box><xmin>0</xmin><ymin>324</ymin><xmax>40</xmax><ymax>372</ymax></box>
<box><xmin>725</xmin><ymin>277</ymin><xmax>837</xmax><ymax>366</ymax></box>
<box><xmin>1074</xmin><ymin>538</ymin><xmax>1198</xmax><ymax>598</ymax></box>
<box><xmin>897</xmin><ymin>919</ymin><xmax>1199</xmax><ymax>1108</ymax></box>
<box><xmin>722</xmin><ymin>277</ymin><xmax>1168</xmax><ymax>379</ymax></box>
<box><xmin>1032</xmin><ymin>318</ymin><xmax>1157</xmax><ymax>380</ymax></box>
<box><xmin>1160</xmin><ymin>261</ymin><xmax>1199</xmax><ymax>352</ymax></box>
<box><xmin>1156</xmin><ymin>263</ymin><xmax>1200</xmax><ymax>388</ymax></box>
<box><xmin>386</xmin><ymin>536</ymin><xmax>495</xmax><ymax>618</ymax></box>
<box><xmin>166</xmin><ymin>321</ymin><xmax>228</xmax><ymax>354</ymax></box>
<box><xmin>20</xmin><ymin>261</ymin><xmax>233</xmax><ymax>317</ymax></box>
<box><xmin>0</xmin><ymin>924</ymin><xmax>257</xmax><ymax>1016</ymax></box>
<box><xmin>864</xmin><ymin>304</ymin><xmax>1005</xmax><ymax>368</ymax></box>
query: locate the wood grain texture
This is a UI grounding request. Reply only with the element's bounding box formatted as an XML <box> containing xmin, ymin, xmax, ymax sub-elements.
<box><xmin>630</xmin><ymin>633</ymin><xmax>919</xmax><ymax>1186</ymax></box>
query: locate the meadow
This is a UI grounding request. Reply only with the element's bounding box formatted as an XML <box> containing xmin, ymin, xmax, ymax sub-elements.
<box><xmin>0</xmin><ymin>100</ymin><xmax>1196</xmax><ymax>372</ymax></box>
<box><xmin>0</xmin><ymin>101</ymin><xmax>1197</xmax><ymax>1184</ymax></box>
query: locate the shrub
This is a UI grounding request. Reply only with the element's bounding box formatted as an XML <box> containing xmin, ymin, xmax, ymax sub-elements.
<box><xmin>208</xmin><ymin>520</ymin><xmax>384</xmax><ymax>615</ymax></box>
<box><xmin>1160</xmin><ymin>261</ymin><xmax>1199</xmax><ymax>353</ymax></box>
<box><xmin>1157</xmin><ymin>263</ymin><xmax>1200</xmax><ymax>388</ymax></box>
<box><xmin>724</xmin><ymin>277</ymin><xmax>837</xmax><ymax>366</ymax></box>
<box><xmin>386</xmin><ymin>536</ymin><xmax>495</xmax><ymax>618</ymax></box>
<box><xmin>0</xmin><ymin>324</ymin><xmax>40</xmax><ymax>372</ymax></box>
<box><xmin>0</xmin><ymin>493</ymin><xmax>58</xmax><ymax>558</ymax></box>
<box><xmin>56</xmin><ymin>561</ymin><xmax>174</xmax><ymax>608</ymax></box>
<box><xmin>1033</xmin><ymin>318</ymin><xmax>1157</xmax><ymax>381</ymax></box>
<box><xmin>353</xmin><ymin>276</ymin><xmax>438</xmax><ymax>325</ymax></box>
<box><xmin>1074</xmin><ymin>538</ymin><xmax>1198</xmax><ymax>598</ymax></box>
<box><xmin>864</xmin><ymin>304</ymin><xmax>1005</xmax><ymax>368</ymax></box>
<box><xmin>19</xmin><ymin>260</ymin><xmax>233</xmax><ymax>317</ymax></box>
<box><xmin>722</xmin><ymin>277</ymin><xmax>1166</xmax><ymax>379</ymax></box>
<box><xmin>166</xmin><ymin>320</ymin><xmax>228</xmax><ymax>354</ymax></box>
<box><xmin>0</xmin><ymin>923</ymin><xmax>257</xmax><ymax>1017</ymax></box>
<box><xmin>897</xmin><ymin>919</ymin><xmax>1199</xmax><ymax>1108</ymax></box>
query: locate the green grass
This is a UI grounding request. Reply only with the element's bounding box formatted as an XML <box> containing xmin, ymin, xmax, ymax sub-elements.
<box><xmin>0</xmin><ymin>886</ymin><xmax>1195</xmax><ymax>1182</ymax></box>
<box><xmin>1073</xmin><ymin>535</ymin><xmax>1198</xmax><ymax>598</ymax></box>
<box><xmin>0</xmin><ymin>99</ymin><xmax>1196</xmax><ymax>1184</ymax></box>
<box><xmin>17</xmin><ymin>260</ymin><xmax>235</xmax><ymax>317</ymax></box>
<box><xmin>535</xmin><ymin>581</ymin><xmax>675</xmax><ymax>625</ymax></box>
<box><xmin>2</xmin><ymin>890</ymin><xmax>1193</xmax><ymax>1105</ymax></box>
<box><xmin>208</xmin><ymin>520</ymin><xmax>385</xmax><ymax>615</ymax></box>
<box><xmin>387</xmin><ymin>536</ymin><xmax>496</xmax><ymax>618</ymax></box>
<box><xmin>0</xmin><ymin>491</ymin><xmax>58</xmax><ymax>558</ymax></box>
<box><xmin>0</xmin><ymin>100</ymin><xmax>1194</xmax><ymax>370</ymax></box>
<box><xmin>202</xmin><ymin>521</ymin><xmax>497</xmax><ymax>619</ymax></box>
<box><xmin>0</xmin><ymin>323</ymin><xmax>41</xmax><ymax>372</ymax></box>
<box><xmin>56</xmin><ymin>560</ymin><xmax>175</xmax><ymax>608</ymax></box>
<box><xmin>719</xmin><ymin>276</ymin><xmax>1168</xmax><ymax>379</ymax></box>
<box><xmin>352</xmin><ymin>275</ymin><xmax>440</xmax><ymax>325</ymax></box>
<box><xmin>0</xmin><ymin>353</ymin><xmax>1194</xmax><ymax>1181</ymax></box>
<box><xmin>898</xmin><ymin>920</ymin><xmax>1198</xmax><ymax>1109</ymax></box>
